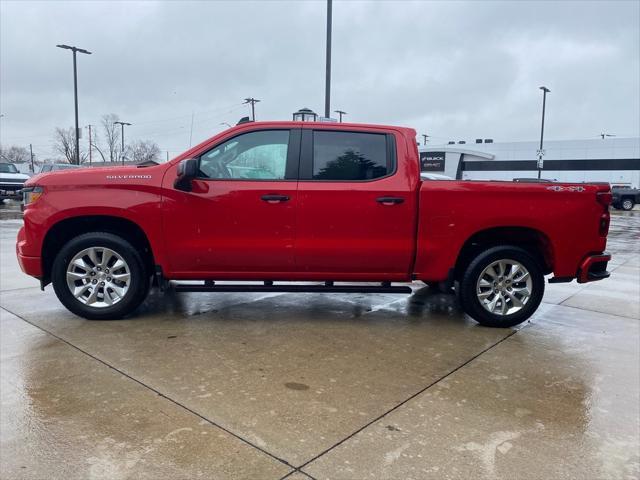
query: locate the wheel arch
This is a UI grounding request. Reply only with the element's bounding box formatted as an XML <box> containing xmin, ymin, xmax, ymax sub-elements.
<box><xmin>41</xmin><ymin>215</ymin><xmax>155</xmax><ymax>286</ymax></box>
<box><xmin>453</xmin><ymin>226</ymin><xmax>554</xmax><ymax>280</ymax></box>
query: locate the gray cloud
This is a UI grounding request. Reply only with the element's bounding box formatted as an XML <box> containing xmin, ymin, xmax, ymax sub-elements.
<box><xmin>1</xmin><ymin>0</ymin><xmax>638</xmax><ymax>160</ymax></box>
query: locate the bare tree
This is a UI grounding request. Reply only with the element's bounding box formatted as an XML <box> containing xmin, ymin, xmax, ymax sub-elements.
<box><xmin>0</xmin><ymin>145</ymin><xmax>30</xmax><ymax>163</ymax></box>
<box><xmin>130</xmin><ymin>140</ymin><xmax>160</xmax><ymax>163</ymax></box>
<box><xmin>52</xmin><ymin>128</ymin><xmax>88</xmax><ymax>164</ymax></box>
<box><xmin>101</xmin><ymin>113</ymin><xmax>120</xmax><ymax>162</ymax></box>
<box><xmin>88</xmin><ymin>129</ymin><xmax>107</xmax><ymax>162</ymax></box>
<box><xmin>52</xmin><ymin>127</ymin><xmax>76</xmax><ymax>163</ymax></box>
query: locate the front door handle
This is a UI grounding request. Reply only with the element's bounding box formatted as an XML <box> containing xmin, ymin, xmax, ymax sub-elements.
<box><xmin>376</xmin><ymin>196</ymin><xmax>404</xmax><ymax>205</ymax></box>
<box><xmin>261</xmin><ymin>194</ymin><xmax>290</xmax><ymax>203</ymax></box>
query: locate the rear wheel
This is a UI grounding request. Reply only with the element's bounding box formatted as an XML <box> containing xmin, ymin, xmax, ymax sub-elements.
<box><xmin>622</xmin><ymin>198</ymin><xmax>635</xmax><ymax>211</ymax></box>
<box><xmin>51</xmin><ymin>232</ymin><xmax>150</xmax><ymax>320</ymax></box>
<box><xmin>459</xmin><ymin>246</ymin><xmax>544</xmax><ymax>328</ymax></box>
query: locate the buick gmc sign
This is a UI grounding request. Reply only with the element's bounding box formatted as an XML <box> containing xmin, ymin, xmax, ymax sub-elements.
<box><xmin>420</xmin><ymin>151</ymin><xmax>445</xmax><ymax>171</ymax></box>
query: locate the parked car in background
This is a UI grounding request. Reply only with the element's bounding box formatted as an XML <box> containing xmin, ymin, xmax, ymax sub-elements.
<box><xmin>18</xmin><ymin>121</ymin><xmax>612</xmax><ymax>328</ymax></box>
<box><xmin>0</xmin><ymin>163</ymin><xmax>30</xmax><ymax>200</ymax></box>
<box><xmin>611</xmin><ymin>186</ymin><xmax>639</xmax><ymax>210</ymax></box>
<box><xmin>39</xmin><ymin>163</ymin><xmax>82</xmax><ymax>174</ymax></box>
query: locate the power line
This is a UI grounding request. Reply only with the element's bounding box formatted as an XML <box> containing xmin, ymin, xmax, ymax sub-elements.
<box><xmin>0</xmin><ymin>103</ymin><xmax>245</xmax><ymax>144</ymax></box>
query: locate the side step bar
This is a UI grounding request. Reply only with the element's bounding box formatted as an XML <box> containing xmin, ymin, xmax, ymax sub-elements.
<box><xmin>172</xmin><ymin>282</ymin><xmax>413</xmax><ymax>294</ymax></box>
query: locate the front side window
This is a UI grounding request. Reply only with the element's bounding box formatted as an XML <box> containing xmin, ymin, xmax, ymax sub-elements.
<box><xmin>312</xmin><ymin>131</ymin><xmax>390</xmax><ymax>180</ymax></box>
<box><xmin>199</xmin><ymin>130</ymin><xmax>290</xmax><ymax>180</ymax></box>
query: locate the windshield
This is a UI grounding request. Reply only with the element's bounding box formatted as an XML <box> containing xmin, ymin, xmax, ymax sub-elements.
<box><xmin>0</xmin><ymin>163</ymin><xmax>19</xmax><ymax>174</ymax></box>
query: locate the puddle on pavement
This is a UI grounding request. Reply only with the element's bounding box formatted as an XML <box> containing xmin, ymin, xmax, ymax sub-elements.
<box><xmin>0</xmin><ymin>200</ymin><xmax>23</xmax><ymax>220</ymax></box>
<box><xmin>608</xmin><ymin>210</ymin><xmax>640</xmax><ymax>255</ymax></box>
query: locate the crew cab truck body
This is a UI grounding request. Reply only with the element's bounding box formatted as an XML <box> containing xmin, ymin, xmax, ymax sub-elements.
<box><xmin>17</xmin><ymin>121</ymin><xmax>612</xmax><ymax>327</ymax></box>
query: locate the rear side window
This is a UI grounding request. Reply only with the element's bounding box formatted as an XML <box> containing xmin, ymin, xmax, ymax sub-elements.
<box><xmin>312</xmin><ymin>131</ymin><xmax>391</xmax><ymax>181</ymax></box>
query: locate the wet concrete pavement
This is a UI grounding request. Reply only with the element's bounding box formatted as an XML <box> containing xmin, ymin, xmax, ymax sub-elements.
<box><xmin>0</xmin><ymin>208</ymin><xmax>638</xmax><ymax>479</ymax></box>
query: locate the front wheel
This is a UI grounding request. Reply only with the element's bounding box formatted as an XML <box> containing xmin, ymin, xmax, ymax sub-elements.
<box><xmin>51</xmin><ymin>232</ymin><xmax>150</xmax><ymax>320</ymax></box>
<box><xmin>459</xmin><ymin>246</ymin><xmax>544</xmax><ymax>328</ymax></box>
<box><xmin>621</xmin><ymin>199</ymin><xmax>635</xmax><ymax>211</ymax></box>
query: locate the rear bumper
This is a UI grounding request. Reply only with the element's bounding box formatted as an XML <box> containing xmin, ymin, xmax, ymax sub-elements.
<box><xmin>577</xmin><ymin>253</ymin><xmax>611</xmax><ymax>284</ymax></box>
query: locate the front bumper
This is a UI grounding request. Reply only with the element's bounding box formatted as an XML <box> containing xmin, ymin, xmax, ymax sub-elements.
<box><xmin>577</xmin><ymin>253</ymin><xmax>611</xmax><ymax>283</ymax></box>
<box><xmin>16</xmin><ymin>226</ymin><xmax>42</xmax><ymax>277</ymax></box>
<box><xmin>0</xmin><ymin>187</ymin><xmax>23</xmax><ymax>198</ymax></box>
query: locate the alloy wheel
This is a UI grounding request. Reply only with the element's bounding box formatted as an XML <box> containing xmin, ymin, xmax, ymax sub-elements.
<box><xmin>66</xmin><ymin>247</ymin><xmax>131</xmax><ymax>308</ymax></box>
<box><xmin>476</xmin><ymin>259</ymin><xmax>533</xmax><ymax>316</ymax></box>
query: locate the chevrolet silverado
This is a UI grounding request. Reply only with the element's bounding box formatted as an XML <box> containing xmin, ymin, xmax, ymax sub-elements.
<box><xmin>17</xmin><ymin>121</ymin><xmax>612</xmax><ymax>327</ymax></box>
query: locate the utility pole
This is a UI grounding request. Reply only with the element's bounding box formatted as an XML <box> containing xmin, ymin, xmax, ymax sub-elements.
<box><xmin>422</xmin><ymin>134</ymin><xmax>429</xmax><ymax>145</ymax></box>
<box><xmin>334</xmin><ymin>110</ymin><xmax>346</xmax><ymax>122</ymax></box>
<box><xmin>537</xmin><ymin>86</ymin><xmax>550</xmax><ymax>179</ymax></box>
<box><xmin>29</xmin><ymin>144</ymin><xmax>35</xmax><ymax>173</ymax></box>
<box><xmin>113</xmin><ymin>121</ymin><xmax>131</xmax><ymax>166</ymax></box>
<box><xmin>56</xmin><ymin>44</ymin><xmax>91</xmax><ymax>165</ymax></box>
<box><xmin>87</xmin><ymin>124</ymin><xmax>93</xmax><ymax>165</ymax></box>
<box><xmin>324</xmin><ymin>0</ymin><xmax>333</xmax><ymax>118</ymax></box>
<box><xmin>243</xmin><ymin>98</ymin><xmax>260</xmax><ymax>121</ymax></box>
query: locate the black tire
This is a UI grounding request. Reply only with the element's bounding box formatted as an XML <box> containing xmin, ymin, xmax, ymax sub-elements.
<box><xmin>459</xmin><ymin>246</ymin><xmax>544</xmax><ymax>328</ymax></box>
<box><xmin>621</xmin><ymin>198</ymin><xmax>635</xmax><ymax>211</ymax></box>
<box><xmin>426</xmin><ymin>281</ymin><xmax>453</xmax><ymax>294</ymax></box>
<box><xmin>51</xmin><ymin>232</ymin><xmax>150</xmax><ymax>320</ymax></box>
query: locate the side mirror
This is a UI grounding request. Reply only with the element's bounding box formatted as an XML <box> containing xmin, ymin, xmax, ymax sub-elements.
<box><xmin>174</xmin><ymin>158</ymin><xmax>198</xmax><ymax>192</ymax></box>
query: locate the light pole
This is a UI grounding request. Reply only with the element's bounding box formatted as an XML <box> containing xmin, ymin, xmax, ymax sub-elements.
<box><xmin>537</xmin><ymin>86</ymin><xmax>550</xmax><ymax>179</ymax></box>
<box><xmin>243</xmin><ymin>98</ymin><xmax>260</xmax><ymax>121</ymax></box>
<box><xmin>56</xmin><ymin>44</ymin><xmax>91</xmax><ymax>165</ymax></box>
<box><xmin>220</xmin><ymin>122</ymin><xmax>232</xmax><ymax>128</ymax></box>
<box><xmin>334</xmin><ymin>110</ymin><xmax>346</xmax><ymax>122</ymax></box>
<box><xmin>324</xmin><ymin>0</ymin><xmax>332</xmax><ymax>118</ymax></box>
<box><xmin>113</xmin><ymin>121</ymin><xmax>131</xmax><ymax>166</ymax></box>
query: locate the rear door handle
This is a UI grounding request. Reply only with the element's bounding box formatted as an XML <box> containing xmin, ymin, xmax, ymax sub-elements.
<box><xmin>376</xmin><ymin>196</ymin><xmax>404</xmax><ymax>205</ymax></box>
<box><xmin>261</xmin><ymin>194</ymin><xmax>290</xmax><ymax>203</ymax></box>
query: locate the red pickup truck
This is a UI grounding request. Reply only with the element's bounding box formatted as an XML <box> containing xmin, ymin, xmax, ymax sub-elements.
<box><xmin>17</xmin><ymin>121</ymin><xmax>612</xmax><ymax>327</ymax></box>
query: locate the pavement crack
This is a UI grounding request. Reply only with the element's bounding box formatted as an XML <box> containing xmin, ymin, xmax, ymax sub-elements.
<box><xmin>296</xmin><ymin>328</ymin><xmax>519</xmax><ymax>470</ymax></box>
<box><xmin>0</xmin><ymin>305</ymin><xmax>296</xmax><ymax>470</ymax></box>
<box><xmin>279</xmin><ymin>468</ymin><xmax>317</xmax><ymax>480</ymax></box>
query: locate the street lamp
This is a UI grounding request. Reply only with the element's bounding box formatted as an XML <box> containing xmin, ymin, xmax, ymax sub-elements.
<box><xmin>324</xmin><ymin>0</ymin><xmax>333</xmax><ymax>118</ymax></box>
<box><xmin>334</xmin><ymin>110</ymin><xmax>347</xmax><ymax>122</ymax></box>
<box><xmin>293</xmin><ymin>108</ymin><xmax>318</xmax><ymax>122</ymax></box>
<box><xmin>220</xmin><ymin>122</ymin><xmax>232</xmax><ymax>128</ymax></box>
<box><xmin>56</xmin><ymin>44</ymin><xmax>92</xmax><ymax>165</ymax></box>
<box><xmin>537</xmin><ymin>86</ymin><xmax>550</xmax><ymax>179</ymax></box>
<box><xmin>113</xmin><ymin>121</ymin><xmax>132</xmax><ymax>165</ymax></box>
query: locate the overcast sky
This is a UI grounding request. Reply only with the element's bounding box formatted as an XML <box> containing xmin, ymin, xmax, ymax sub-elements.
<box><xmin>1</xmin><ymin>0</ymin><xmax>639</xmax><ymax>160</ymax></box>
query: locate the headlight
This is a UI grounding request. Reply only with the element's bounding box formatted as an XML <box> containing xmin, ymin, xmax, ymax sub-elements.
<box><xmin>22</xmin><ymin>186</ymin><xmax>44</xmax><ymax>207</ymax></box>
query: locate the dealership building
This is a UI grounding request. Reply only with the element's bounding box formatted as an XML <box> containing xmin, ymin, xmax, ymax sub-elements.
<box><xmin>419</xmin><ymin>137</ymin><xmax>640</xmax><ymax>187</ymax></box>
